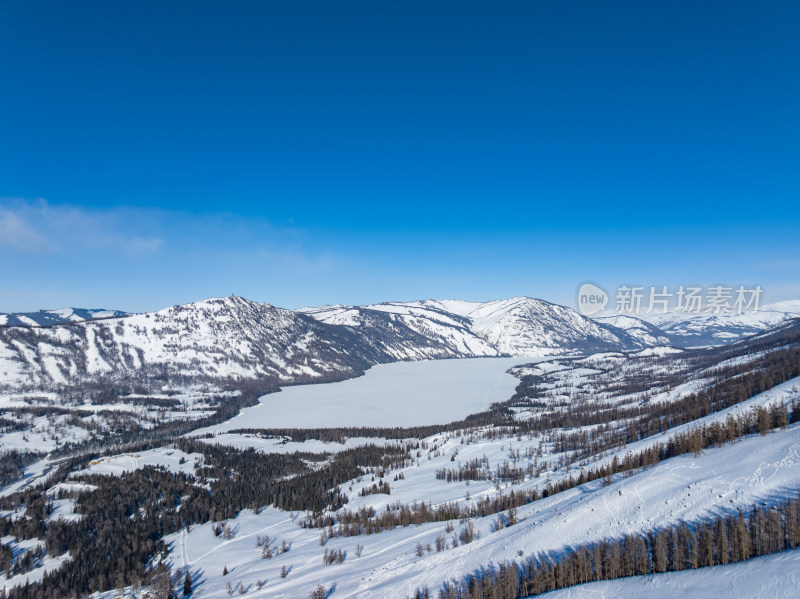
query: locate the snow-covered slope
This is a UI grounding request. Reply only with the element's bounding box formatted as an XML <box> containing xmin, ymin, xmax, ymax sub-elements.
<box><xmin>534</xmin><ymin>549</ymin><xmax>800</xmax><ymax>599</ymax></box>
<box><xmin>591</xmin><ymin>299</ymin><xmax>800</xmax><ymax>348</ymax></box>
<box><xmin>463</xmin><ymin>297</ymin><xmax>642</xmax><ymax>354</ymax></box>
<box><xmin>9</xmin><ymin>315</ymin><xmax>800</xmax><ymax>599</ymax></box>
<box><xmin>594</xmin><ymin>314</ymin><xmax>673</xmax><ymax>346</ymax></box>
<box><xmin>302</xmin><ymin>297</ymin><xmax>646</xmax><ymax>358</ymax></box>
<box><xmin>763</xmin><ymin>299</ymin><xmax>800</xmax><ymax>314</ymax></box>
<box><xmin>0</xmin><ymin>308</ymin><xmax>128</xmax><ymax>327</ymax></box>
<box><xmin>5</xmin><ymin>294</ymin><xmax>798</xmax><ymax>394</ymax></box>
<box><xmin>641</xmin><ymin>309</ymin><xmax>798</xmax><ymax>346</ymax></box>
<box><xmin>301</xmin><ymin>302</ymin><xmax>500</xmax><ymax>359</ymax></box>
<box><xmin>0</xmin><ymin>296</ymin><xmax>383</xmax><ymax>391</ymax></box>
<box><xmin>105</xmin><ymin>402</ymin><xmax>800</xmax><ymax>599</ymax></box>
<box><xmin>9</xmin><ymin>294</ymin><xmax>634</xmax><ymax>393</ymax></box>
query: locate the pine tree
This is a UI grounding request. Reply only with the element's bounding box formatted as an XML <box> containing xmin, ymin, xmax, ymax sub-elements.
<box><xmin>151</xmin><ymin>563</ymin><xmax>174</xmax><ymax>599</ymax></box>
<box><xmin>717</xmin><ymin>519</ymin><xmax>729</xmax><ymax>565</ymax></box>
<box><xmin>653</xmin><ymin>530</ymin><xmax>667</xmax><ymax>572</ymax></box>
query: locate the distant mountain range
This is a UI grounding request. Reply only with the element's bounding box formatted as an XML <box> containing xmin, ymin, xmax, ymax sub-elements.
<box><xmin>0</xmin><ymin>307</ymin><xmax>129</xmax><ymax>327</ymax></box>
<box><xmin>0</xmin><ymin>296</ymin><xmax>797</xmax><ymax>394</ymax></box>
<box><xmin>299</xmin><ymin>297</ymin><xmax>645</xmax><ymax>357</ymax></box>
<box><xmin>637</xmin><ymin>302</ymin><xmax>800</xmax><ymax>346</ymax></box>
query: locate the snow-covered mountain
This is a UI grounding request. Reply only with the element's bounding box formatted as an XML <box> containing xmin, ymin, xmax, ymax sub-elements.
<box><xmin>0</xmin><ymin>297</ymin><xmax>387</xmax><ymax>392</ymax></box>
<box><xmin>591</xmin><ymin>300</ymin><xmax>800</xmax><ymax>348</ymax></box>
<box><xmin>3</xmin><ymin>294</ymin><xmax>799</xmax><ymax>394</ymax></box>
<box><xmin>0</xmin><ymin>295</ymin><xmax>650</xmax><ymax>394</ymax></box>
<box><xmin>299</xmin><ymin>301</ymin><xmax>500</xmax><ymax>359</ymax></box>
<box><xmin>639</xmin><ymin>309</ymin><xmax>799</xmax><ymax>347</ymax></box>
<box><xmin>764</xmin><ymin>300</ymin><xmax>800</xmax><ymax>313</ymax></box>
<box><xmin>0</xmin><ymin>308</ymin><xmax>128</xmax><ymax>327</ymax></box>
<box><xmin>301</xmin><ymin>296</ymin><xmax>647</xmax><ymax>358</ymax></box>
<box><xmin>447</xmin><ymin>297</ymin><xmax>642</xmax><ymax>354</ymax></box>
<box><xmin>594</xmin><ymin>314</ymin><xmax>673</xmax><ymax>347</ymax></box>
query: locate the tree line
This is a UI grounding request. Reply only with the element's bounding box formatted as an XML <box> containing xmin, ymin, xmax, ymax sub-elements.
<box><xmin>306</xmin><ymin>399</ymin><xmax>795</xmax><ymax>536</ymax></box>
<box><xmin>421</xmin><ymin>491</ymin><xmax>800</xmax><ymax>599</ymax></box>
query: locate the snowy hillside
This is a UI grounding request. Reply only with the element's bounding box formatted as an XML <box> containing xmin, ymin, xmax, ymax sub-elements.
<box><xmin>763</xmin><ymin>299</ymin><xmax>800</xmax><ymax>314</ymax></box>
<box><xmin>299</xmin><ymin>301</ymin><xmax>500</xmax><ymax>359</ymax></box>
<box><xmin>147</xmin><ymin>419</ymin><xmax>800</xmax><ymax>599</ymax></box>
<box><xmin>534</xmin><ymin>549</ymin><xmax>800</xmax><ymax>599</ymax></box>
<box><xmin>149</xmin><ymin>325</ymin><xmax>800</xmax><ymax>598</ymax></box>
<box><xmin>4</xmin><ymin>294</ymin><xmax>800</xmax><ymax>397</ymax></box>
<box><xmin>302</xmin><ymin>297</ymin><xmax>647</xmax><ymax>358</ymax></box>
<box><xmin>593</xmin><ymin>314</ymin><xmax>672</xmax><ymax>346</ymax></box>
<box><xmin>2</xmin><ymin>316</ymin><xmax>800</xmax><ymax>599</ymax></box>
<box><xmin>1</xmin><ymin>295</ymin><xmax>595</xmax><ymax>394</ymax></box>
<box><xmin>589</xmin><ymin>300</ymin><xmax>800</xmax><ymax>348</ymax></box>
<box><xmin>640</xmin><ymin>309</ymin><xmax>798</xmax><ymax>346</ymax></box>
<box><xmin>0</xmin><ymin>308</ymin><xmax>128</xmax><ymax>327</ymax></box>
<box><xmin>0</xmin><ymin>296</ymin><xmax>382</xmax><ymax>392</ymax></box>
<box><xmin>445</xmin><ymin>297</ymin><xmax>642</xmax><ymax>355</ymax></box>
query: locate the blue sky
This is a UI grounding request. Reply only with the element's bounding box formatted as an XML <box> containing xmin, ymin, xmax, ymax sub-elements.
<box><xmin>1</xmin><ymin>1</ymin><xmax>798</xmax><ymax>312</ymax></box>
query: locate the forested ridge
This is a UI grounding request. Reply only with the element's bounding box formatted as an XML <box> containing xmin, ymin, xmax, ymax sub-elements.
<box><xmin>0</xmin><ymin>441</ymin><xmax>409</xmax><ymax>599</ymax></box>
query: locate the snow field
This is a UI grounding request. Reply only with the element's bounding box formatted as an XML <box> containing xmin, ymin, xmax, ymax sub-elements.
<box><xmin>533</xmin><ymin>546</ymin><xmax>800</xmax><ymax>599</ymax></box>
<box><xmin>203</xmin><ymin>357</ymin><xmax>533</xmax><ymax>431</ymax></box>
<box><xmin>74</xmin><ymin>447</ymin><xmax>204</xmax><ymax>478</ymax></box>
<box><xmin>195</xmin><ymin>433</ymin><xmax>397</xmax><ymax>455</ymax></box>
<box><xmin>153</xmin><ymin>416</ymin><xmax>800</xmax><ymax>598</ymax></box>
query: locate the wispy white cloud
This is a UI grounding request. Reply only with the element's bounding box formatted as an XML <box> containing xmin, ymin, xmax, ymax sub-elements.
<box><xmin>760</xmin><ymin>258</ymin><xmax>800</xmax><ymax>271</ymax></box>
<box><xmin>0</xmin><ymin>198</ymin><xmax>164</xmax><ymax>256</ymax></box>
<box><xmin>0</xmin><ymin>197</ymin><xmax>370</xmax><ymax>312</ymax></box>
<box><xmin>127</xmin><ymin>236</ymin><xmax>164</xmax><ymax>254</ymax></box>
<box><xmin>0</xmin><ymin>197</ymin><xmax>358</xmax><ymax>281</ymax></box>
<box><xmin>0</xmin><ymin>203</ymin><xmax>56</xmax><ymax>253</ymax></box>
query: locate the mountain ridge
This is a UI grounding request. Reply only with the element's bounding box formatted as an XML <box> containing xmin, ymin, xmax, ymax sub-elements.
<box><xmin>0</xmin><ymin>307</ymin><xmax>129</xmax><ymax>327</ymax></box>
<box><xmin>2</xmin><ymin>295</ymin><xmax>799</xmax><ymax>395</ymax></box>
<box><xmin>0</xmin><ymin>295</ymin><xmax>644</xmax><ymax>394</ymax></box>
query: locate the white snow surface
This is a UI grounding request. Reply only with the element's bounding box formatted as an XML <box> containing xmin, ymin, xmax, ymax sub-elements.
<box><xmin>763</xmin><ymin>299</ymin><xmax>800</xmax><ymax>314</ymax></box>
<box><xmin>152</xmin><ymin>420</ymin><xmax>800</xmax><ymax>599</ymax></box>
<box><xmin>0</xmin><ymin>552</ymin><xmax>71</xmax><ymax>593</ymax></box>
<box><xmin>196</xmin><ymin>433</ymin><xmax>395</xmax><ymax>454</ymax></box>
<box><xmin>199</xmin><ymin>357</ymin><xmax>532</xmax><ymax>431</ymax></box>
<box><xmin>0</xmin><ymin>296</ymin><xmax>383</xmax><ymax>390</ymax></box>
<box><xmin>26</xmin><ymin>360</ymin><xmax>800</xmax><ymax>599</ymax></box>
<box><xmin>534</xmin><ymin>547</ymin><xmax>800</xmax><ymax>598</ymax></box>
<box><xmin>594</xmin><ymin>314</ymin><xmax>671</xmax><ymax>347</ymax></box>
<box><xmin>301</xmin><ymin>296</ymin><xmax>645</xmax><ymax>358</ymax></box>
<box><xmin>74</xmin><ymin>447</ymin><xmax>204</xmax><ymax>477</ymax></box>
<box><xmin>641</xmin><ymin>309</ymin><xmax>797</xmax><ymax>345</ymax></box>
<box><xmin>0</xmin><ymin>458</ymin><xmax>55</xmax><ymax>497</ymax></box>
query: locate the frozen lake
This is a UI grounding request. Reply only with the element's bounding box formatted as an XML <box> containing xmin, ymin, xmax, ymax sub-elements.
<box><xmin>208</xmin><ymin>357</ymin><xmax>534</xmax><ymax>429</ymax></box>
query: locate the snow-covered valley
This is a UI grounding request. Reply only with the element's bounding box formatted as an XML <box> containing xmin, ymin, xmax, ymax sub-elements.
<box><xmin>1</xmin><ymin>297</ymin><xmax>800</xmax><ymax>599</ymax></box>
